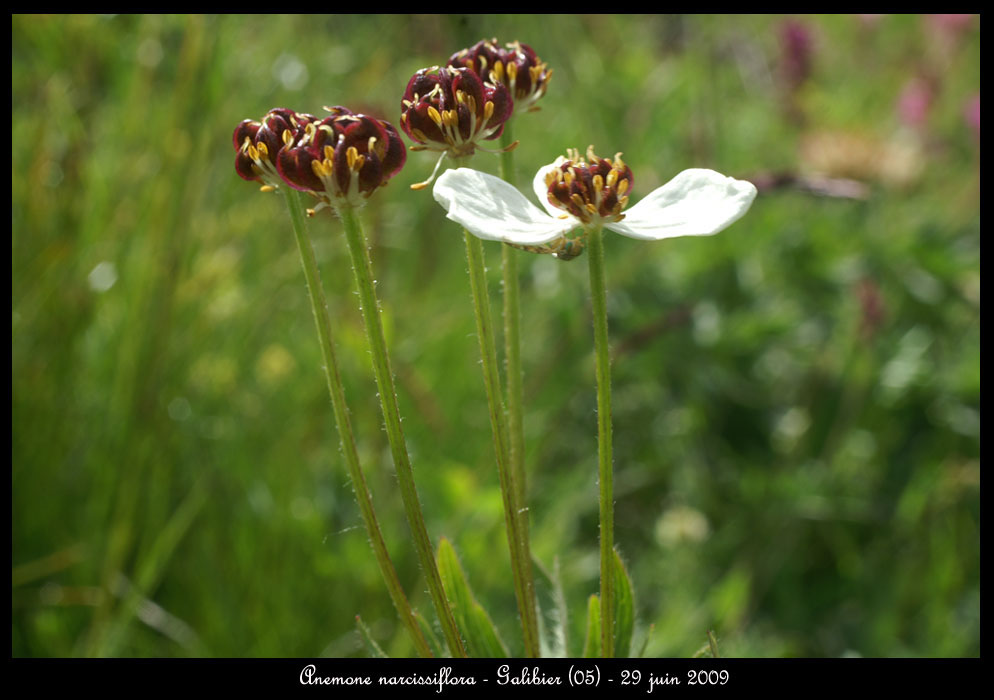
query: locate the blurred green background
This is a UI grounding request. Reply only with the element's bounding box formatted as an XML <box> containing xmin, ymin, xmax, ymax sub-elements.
<box><xmin>12</xmin><ymin>14</ymin><xmax>979</xmax><ymax>658</ymax></box>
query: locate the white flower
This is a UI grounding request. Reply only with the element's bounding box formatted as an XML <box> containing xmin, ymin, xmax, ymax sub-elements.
<box><xmin>433</xmin><ymin>149</ymin><xmax>757</xmax><ymax>260</ymax></box>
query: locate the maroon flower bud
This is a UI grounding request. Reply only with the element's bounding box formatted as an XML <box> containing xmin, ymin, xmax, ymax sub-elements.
<box><xmin>449</xmin><ymin>38</ymin><xmax>552</xmax><ymax>112</ymax></box>
<box><xmin>400</xmin><ymin>65</ymin><xmax>513</xmax><ymax>177</ymax></box>
<box><xmin>233</xmin><ymin>108</ymin><xmax>314</xmax><ymax>190</ymax></box>
<box><xmin>276</xmin><ymin>106</ymin><xmax>406</xmax><ymax>210</ymax></box>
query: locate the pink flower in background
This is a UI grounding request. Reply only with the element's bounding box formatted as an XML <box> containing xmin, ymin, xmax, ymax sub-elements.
<box><xmin>780</xmin><ymin>19</ymin><xmax>813</xmax><ymax>91</ymax></box>
<box><xmin>927</xmin><ymin>14</ymin><xmax>974</xmax><ymax>35</ymax></box>
<box><xmin>897</xmin><ymin>76</ymin><xmax>935</xmax><ymax>130</ymax></box>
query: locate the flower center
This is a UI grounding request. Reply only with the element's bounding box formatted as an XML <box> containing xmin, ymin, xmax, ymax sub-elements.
<box><xmin>544</xmin><ymin>146</ymin><xmax>633</xmax><ymax>226</ymax></box>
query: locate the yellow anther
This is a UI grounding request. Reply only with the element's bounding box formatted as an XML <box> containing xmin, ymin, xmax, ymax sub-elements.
<box><xmin>617</xmin><ymin>179</ymin><xmax>630</xmax><ymax>196</ymax></box>
<box><xmin>410</xmin><ymin>181</ymin><xmax>429</xmax><ymax>191</ymax></box>
<box><xmin>368</xmin><ymin>136</ymin><xmax>379</xmax><ymax>156</ymax></box>
<box><xmin>466</xmin><ymin>94</ymin><xmax>477</xmax><ymax>115</ymax></box>
<box><xmin>311</xmin><ymin>159</ymin><xmax>325</xmax><ymax>178</ymax></box>
<box><xmin>427</xmin><ymin>106</ymin><xmax>443</xmax><ymax>126</ymax></box>
<box><xmin>493</xmin><ymin>60</ymin><xmax>505</xmax><ymax>82</ymax></box>
<box><xmin>545</xmin><ymin>170</ymin><xmax>558</xmax><ymax>187</ymax></box>
<box><xmin>567</xmin><ymin>167</ymin><xmax>577</xmax><ymax>185</ymax></box>
<box><xmin>282</xmin><ymin>129</ymin><xmax>294</xmax><ymax>145</ymax></box>
<box><xmin>306</xmin><ymin>208</ymin><xmax>317</xmax><ymax>217</ymax></box>
<box><xmin>411</xmin><ymin>128</ymin><xmax>429</xmax><ymax>143</ymax></box>
<box><xmin>260</xmin><ymin>184</ymin><xmax>276</xmax><ymax>193</ymax></box>
<box><xmin>570</xmin><ymin>193</ymin><xmax>586</xmax><ymax>209</ymax></box>
<box><xmin>483</xmin><ymin>100</ymin><xmax>495</xmax><ymax>121</ymax></box>
<box><xmin>323</xmin><ymin>145</ymin><xmax>335</xmax><ymax>162</ymax></box>
<box><xmin>585</xmin><ymin>202</ymin><xmax>598</xmax><ymax>215</ymax></box>
<box><xmin>256</xmin><ymin>141</ymin><xmax>269</xmax><ymax>159</ymax></box>
<box><xmin>606</xmin><ymin>169</ymin><xmax>618</xmax><ymax>188</ymax></box>
<box><xmin>592</xmin><ymin>174</ymin><xmax>604</xmax><ymax>192</ymax></box>
<box><xmin>619</xmin><ymin>195</ymin><xmax>630</xmax><ymax>209</ymax></box>
<box><xmin>586</xmin><ymin>145</ymin><xmax>598</xmax><ymax>162</ymax></box>
<box><xmin>614</xmin><ymin>152</ymin><xmax>625</xmax><ymax>169</ymax></box>
<box><xmin>346</xmin><ymin>146</ymin><xmax>359</xmax><ymax>170</ymax></box>
<box><xmin>507</xmin><ymin>61</ymin><xmax>518</xmax><ymax>83</ymax></box>
<box><xmin>247</xmin><ymin>144</ymin><xmax>259</xmax><ymax>161</ymax></box>
<box><xmin>456</xmin><ymin>89</ymin><xmax>465</xmax><ymax>104</ymax></box>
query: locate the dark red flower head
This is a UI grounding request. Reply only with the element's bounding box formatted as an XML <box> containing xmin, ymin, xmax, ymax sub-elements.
<box><xmin>449</xmin><ymin>38</ymin><xmax>552</xmax><ymax>111</ymax></box>
<box><xmin>276</xmin><ymin>106</ymin><xmax>407</xmax><ymax>209</ymax></box>
<box><xmin>544</xmin><ymin>146</ymin><xmax>634</xmax><ymax>226</ymax></box>
<box><xmin>233</xmin><ymin>108</ymin><xmax>315</xmax><ymax>190</ymax></box>
<box><xmin>400</xmin><ymin>65</ymin><xmax>513</xmax><ymax>160</ymax></box>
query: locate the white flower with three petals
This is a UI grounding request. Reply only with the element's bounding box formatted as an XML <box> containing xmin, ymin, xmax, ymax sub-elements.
<box><xmin>433</xmin><ymin>152</ymin><xmax>758</xmax><ymax>260</ymax></box>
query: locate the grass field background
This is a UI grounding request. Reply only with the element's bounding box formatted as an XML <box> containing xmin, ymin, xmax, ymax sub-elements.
<box><xmin>12</xmin><ymin>14</ymin><xmax>979</xmax><ymax>657</ymax></box>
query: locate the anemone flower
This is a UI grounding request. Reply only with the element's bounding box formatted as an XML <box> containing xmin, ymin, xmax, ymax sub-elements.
<box><xmin>434</xmin><ymin>147</ymin><xmax>757</xmax><ymax>260</ymax></box>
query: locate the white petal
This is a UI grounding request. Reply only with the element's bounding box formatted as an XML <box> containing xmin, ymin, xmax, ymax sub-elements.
<box><xmin>532</xmin><ymin>159</ymin><xmax>568</xmax><ymax>218</ymax></box>
<box><xmin>605</xmin><ymin>168</ymin><xmax>757</xmax><ymax>241</ymax></box>
<box><xmin>434</xmin><ymin>168</ymin><xmax>576</xmax><ymax>245</ymax></box>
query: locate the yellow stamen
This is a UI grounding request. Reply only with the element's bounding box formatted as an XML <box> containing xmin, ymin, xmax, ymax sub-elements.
<box><xmin>282</xmin><ymin>129</ymin><xmax>293</xmax><ymax>146</ymax></box>
<box><xmin>617</xmin><ymin>179</ymin><xmax>629</xmax><ymax>196</ymax></box>
<box><xmin>427</xmin><ymin>106</ymin><xmax>443</xmax><ymax>127</ymax></box>
<box><xmin>483</xmin><ymin>101</ymin><xmax>495</xmax><ymax>122</ymax></box>
<box><xmin>324</xmin><ymin>145</ymin><xmax>335</xmax><ymax>162</ymax></box>
<box><xmin>606</xmin><ymin>168</ymin><xmax>619</xmax><ymax>188</ymax></box>
<box><xmin>260</xmin><ymin>184</ymin><xmax>276</xmax><ymax>193</ymax></box>
<box><xmin>493</xmin><ymin>60</ymin><xmax>505</xmax><ymax>82</ymax></box>
<box><xmin>346</xmin><ymin>146</ymin><xmax>359</xmax><ymax>170</ymax></box>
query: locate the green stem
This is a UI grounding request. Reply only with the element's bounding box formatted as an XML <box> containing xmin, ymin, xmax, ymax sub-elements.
<box><xmin>336</xmin><ymin>204</ymin><xmax>466</xmax><ymax>658</ymax></box>
<box><xmin>282</xmin><ymin>187</ymin><xmax>432</xmax><ymax>658</ymax></box>
<box><xmin>586</xmin><ymin>225</ymin><xmax>615</xmax><ymax>658</ymax></box>
<box><xmin>464</xmin><ymin>230</ymin><xmax>541</xmax><ymax>658</ymax></box>
<box><xmin>498</xmin><ymin>126</ymin><xmax>528</xmax><ymax>531</ymax></box>
<box><xmin>497</xmin><ymin>124</ymin><xmax>538</xmax><ymax>653</ymax></box>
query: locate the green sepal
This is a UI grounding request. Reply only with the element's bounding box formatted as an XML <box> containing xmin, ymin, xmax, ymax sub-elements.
<box><xmin>612</xmin><ymin>548</ymin><xmax>635</xmax><ymax>657</ymax></box>
<box><xmin>437</xmin><ymin>538</ymin><xmax>509</xmax><ymax>657</ymax></box>
<box><xmin>582</xmin><ymin>594</ymin><xmax>601</xmax><ymax>658</ymax></box>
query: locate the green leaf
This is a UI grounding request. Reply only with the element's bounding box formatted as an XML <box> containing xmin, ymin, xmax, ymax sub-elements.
<box><xmin>707</xmin><ymin>629</ymin><xmax>721</xmax><ymax>658</ymax></box>
<box><xmin>413</xmin><ymin>610</ymin><xmax>445</xmax><ymax>658</ymax></box>
<box><xmin>612</xmin><ymin>548</ymin><xmax>635</xmax><ymax>657</ymax></box>
<box><xmin>582</xmin><ymin>594</ymin><xmax>601</xmax><ymax>658</ymax></box>
<box><xmin>637</xmin><ymin>623</ymin><xmax>654</xmax><ymax>658</ymax></box>
<box><xmin>436</xmin><ymin>538</ymin><xmax>508</xmax><ymax>657</ymax></box>
<box><xmin>355</xmin><ymin>615</ymin><xmax>388</xmax><ymax>658</ymax></box>
<box><xmin>533</xmin><ymin>555</ymin><xmax>569</xmax><ymax>657</ymax></box>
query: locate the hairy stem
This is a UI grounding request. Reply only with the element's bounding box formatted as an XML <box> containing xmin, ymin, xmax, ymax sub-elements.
<box><xmin>464</xmin><ymin>230</ymin><xmax>540</xmax><ymax>657</ymax></box>
<box><xmin>336</xmin><ymin>203</ymin><xmax>466</xmax><ymax>658</ymax></box>
<box><xmin>586</xmin><ymin>225</ymin><xmax>615</xmax><ymax>658</ymax></box>
<box><xmin>282</xmin><ymin>187</ymin><xmax>432</xmax><ymax>657</ymax></box>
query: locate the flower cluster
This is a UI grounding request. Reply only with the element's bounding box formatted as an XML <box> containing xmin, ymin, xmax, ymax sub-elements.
<box><xmin>401</xmin><ymin>38</ymin><xmax>552</xmax><ymax>188</ymax></box>
<box><xmin>278</xmin><ymin>107</ymin><xmax>407</xmax><ymax>210</ymax></box>
<box><xmin>448</xmin><ymin>38</ymin><xmax>552</xmax><ymax>112</ymax></box>
<box><xmin>400</xmin><ymin>66</ymin><xmax>513</xmax><ymax>187</ymax></box>
<box><xmin>433</xmin><ymin>146</ymin><xmax>757</xmax><ymax>261</ymax></box>
<box><xmin>233</xmin><ymin>106</ymin><xmax>406</xmax><ymax>210</ymax></box>
<box><xmin>234</xmin><ymin>108</ymin><xmax>316</xmax><ymax>190</ymax></box>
